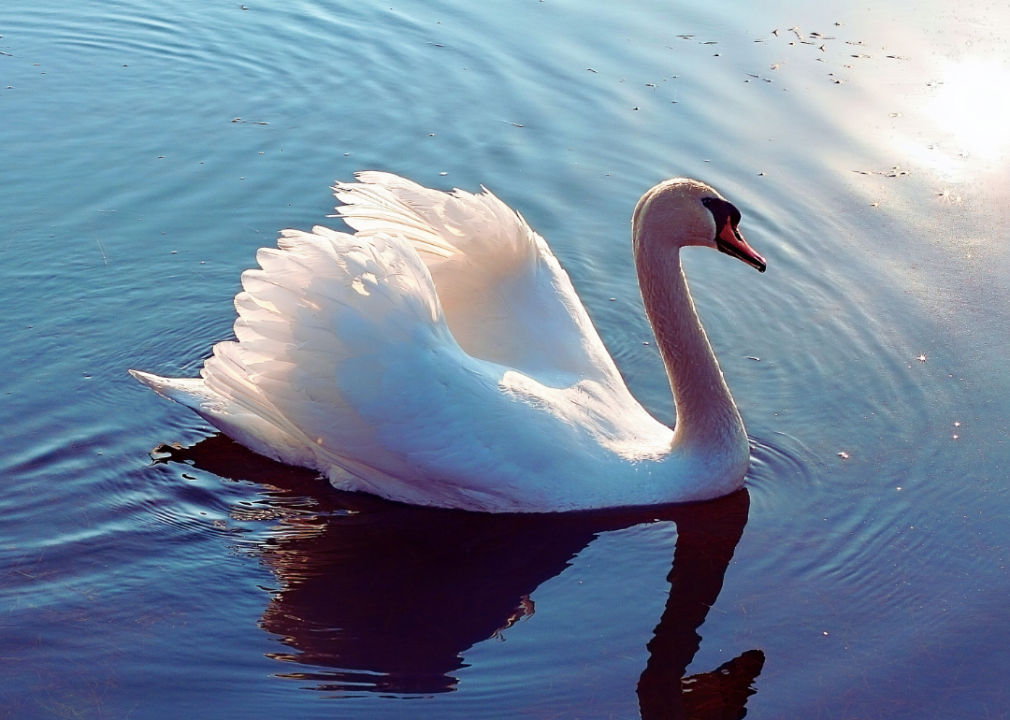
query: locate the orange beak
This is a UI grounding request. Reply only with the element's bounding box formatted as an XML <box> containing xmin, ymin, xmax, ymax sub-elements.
<box><xmin>717</xmin><ymin>221</ymin><xmax>766</xmax><ymax>272</ymax></box>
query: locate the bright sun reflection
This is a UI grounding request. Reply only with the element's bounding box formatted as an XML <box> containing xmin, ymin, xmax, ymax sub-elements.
<box><xmin>929</xmin><ymin>58</ymin><xmax>1010</xmax><ymax>160</ymax></box>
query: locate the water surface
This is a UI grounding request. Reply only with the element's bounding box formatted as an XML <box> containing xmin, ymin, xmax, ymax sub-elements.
<box><xmin>3</xmin><ymin>0</ymin><xmax>1010</xmax><ymax>717</ymax></box>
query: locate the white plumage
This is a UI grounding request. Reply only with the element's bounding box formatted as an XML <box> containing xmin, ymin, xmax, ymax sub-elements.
<box><xmin>132</xmin><ymin>172</ymin><xmax>766</xmax><ymax>512</ymax></box>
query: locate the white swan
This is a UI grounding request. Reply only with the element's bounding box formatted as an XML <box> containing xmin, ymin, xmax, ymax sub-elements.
<box><xmin>131</xmin><ymin>173</ymin><xmax>766</xmax><ymax>512</ymax></box>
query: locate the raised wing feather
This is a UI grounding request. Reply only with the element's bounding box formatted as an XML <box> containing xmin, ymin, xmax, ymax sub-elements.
<box><xmin>333</xmin><ymin>172</ymin><xmax>623</xmax><ymax>387</ymax></box>
<box><xmin>212</xmin><ymin>229</ymin><xmax>444</xmax><ymax>486</ymax></box>
<box><xmin>195</xmin><ymin>224</ymin><xmax>626</xmax><ymax>509</ymax></box>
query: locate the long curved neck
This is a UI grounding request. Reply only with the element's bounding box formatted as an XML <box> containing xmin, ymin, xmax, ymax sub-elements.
<box><xmin>634</xmin><ymin>236</ymin><xmax>745</xmax><ymax>451</ymax></box>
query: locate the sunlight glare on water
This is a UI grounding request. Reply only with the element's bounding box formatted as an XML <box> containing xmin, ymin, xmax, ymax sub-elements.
<box><xmin>929</xmin><ymin>58</ymin><xmax>1010</xmax><ymax>162</ymax></box>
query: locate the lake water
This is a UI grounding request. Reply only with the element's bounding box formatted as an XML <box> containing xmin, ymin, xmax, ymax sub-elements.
<box><xmin>3</xmin><ymin>0</ymin><xmax>1010</xmax><ymax>717</ymax></box>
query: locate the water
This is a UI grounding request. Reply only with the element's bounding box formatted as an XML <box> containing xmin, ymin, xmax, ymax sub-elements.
<box><xmin>3</xmin><ymin>0</ymin><xmax>1010</xmax><ymax>717</ymax></box>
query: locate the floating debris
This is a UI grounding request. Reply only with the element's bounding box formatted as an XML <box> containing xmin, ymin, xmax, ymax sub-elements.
<box><xmin>838</xmin><ymin>451</ymin><xmax>850</xmax><ymax>459</ymax></box>
<box><xmin>916</xmin><ymin>353</ymin><xmax>927</xmax><ymax>362</ymax></box>
<box><xmin>586</xmin><ymin>68</ymin><xmax>597</xmax><ymax>73</ymax></box>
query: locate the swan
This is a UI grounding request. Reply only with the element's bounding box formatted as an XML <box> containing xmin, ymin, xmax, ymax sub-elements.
<box><xmin>131</xmin><ymin>173</ymin><xmax>766</xmax><ymax>512</ymax></box>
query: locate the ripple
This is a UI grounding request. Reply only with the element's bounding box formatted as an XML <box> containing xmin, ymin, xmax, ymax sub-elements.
<box><xmin>747</xmin><ymin>431</ymin><xmax>816</xmax><ymax>496</ymax></box>
<box><xmin>5</xmin><ymin>0</ymin><xmax>1010</xmax><ymax>716</ymax></box>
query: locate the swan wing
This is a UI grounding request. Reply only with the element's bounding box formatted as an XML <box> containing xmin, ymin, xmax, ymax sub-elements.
<box><xmin>333</xmin><ymin>172</ymin><xmax>624</xmax><ymax>387</ymax></box>
<box><xmin>207</xmin><ymin>228</ymin><xmax>445</xmax><ymax>483</ymax></box>
<box><xmin>172</xmin><ymin>226</ymin><xmax>631</xmax><ymax>510</ymax></box>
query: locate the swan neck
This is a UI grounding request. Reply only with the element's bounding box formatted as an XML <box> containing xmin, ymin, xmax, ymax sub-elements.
<box><xmin>635</xmin><ymin>242</ymin><xmax>744</xmax><ymax>448</ymax></box>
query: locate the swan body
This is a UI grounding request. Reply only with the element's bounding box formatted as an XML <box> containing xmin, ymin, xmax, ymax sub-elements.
<box><xmin>131</xmin><ymin>173</ymin><xmax>766</xmax><ymax>512</ymax></box>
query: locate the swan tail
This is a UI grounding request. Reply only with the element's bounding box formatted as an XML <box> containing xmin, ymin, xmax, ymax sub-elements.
<box><xmin>129</xmin><ymin>369</ymin><xmax>206</xmax><ymax>407</ymax></box>
<box><xmin>127</xmin><ymin>368</ymin><xmax>313</xmax><ymax>467</ymax></box>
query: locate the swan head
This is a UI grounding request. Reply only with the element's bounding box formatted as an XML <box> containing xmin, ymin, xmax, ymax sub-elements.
<box><xmin>632</xmin><ymin>179</ymin><xmax>766</xmax><ymax>272</ymax></box>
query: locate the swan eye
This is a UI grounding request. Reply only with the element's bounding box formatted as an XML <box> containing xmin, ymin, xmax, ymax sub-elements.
<box><xmin>701</xmin><ymin>197</ymin><xmax>742</xmax><ymax>235</ymax></box>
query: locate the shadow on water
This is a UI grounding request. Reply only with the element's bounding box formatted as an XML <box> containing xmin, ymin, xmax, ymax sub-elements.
<box><xmin>158</xmin><ymin>436</ymin><xmax>764</xmax><ymax>719</ymax></box>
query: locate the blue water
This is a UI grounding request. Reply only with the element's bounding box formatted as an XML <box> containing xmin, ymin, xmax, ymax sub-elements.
<box><xmin>3</xmin><ymin>0</ymin><xmax>1010</xmax><ymax>717</ymax></box>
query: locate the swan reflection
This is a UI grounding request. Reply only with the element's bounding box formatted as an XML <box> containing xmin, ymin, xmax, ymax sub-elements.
<box><xmin>158</xmin><ymin>436</ymin><xmax>764</xmax><ymax>717</ymax></box>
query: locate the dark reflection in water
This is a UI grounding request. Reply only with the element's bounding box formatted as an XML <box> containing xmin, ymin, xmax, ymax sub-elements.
<box><xmin>159</xmin><ymin>437</ymin><xmax>763</xmax><ymax>718</ymax></box>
